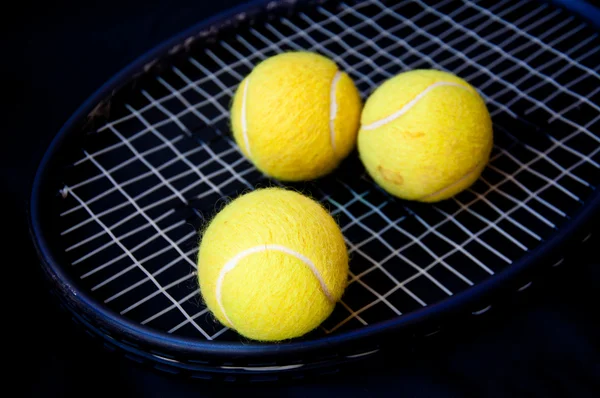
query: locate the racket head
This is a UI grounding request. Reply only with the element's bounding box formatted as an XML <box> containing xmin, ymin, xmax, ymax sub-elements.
<box><xmin>29</xmin><ymin>0</ymin><xmax>600</xmax><ymax>377</ymax></box>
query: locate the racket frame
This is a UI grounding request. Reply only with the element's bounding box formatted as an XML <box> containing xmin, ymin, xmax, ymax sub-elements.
<box><xmin>28</xmin><ymin>0</ymin><xmax>600</xmax><ymax>371</ymax></box>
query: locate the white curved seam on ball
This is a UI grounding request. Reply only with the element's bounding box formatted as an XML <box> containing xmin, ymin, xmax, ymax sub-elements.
<box><xmin>419</xmin><ymin>160</ymin><xmax>482</xmax><ymax>201</ymax></box>
<box><xmin>329</xmin><ymin>71</ymin><xmax>342</xmax><ymax>153</ymax></box>
<box><xmin>215</xmin><ymin>244</ymin><xmax>335</xmax><ymax>327</ymax></box>
<box><xmin>241</xmin><ymin>78</ymin><xmax>252</xmax><ymax>156</ymax></box>
<box><xmin>361</xmin><ymin>81</ymin><xmax>472</xmax><ymax>131</ymax></box>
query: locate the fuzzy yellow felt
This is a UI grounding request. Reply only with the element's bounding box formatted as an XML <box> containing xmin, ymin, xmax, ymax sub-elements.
<box><xmin>231</xmin><ymin>52</ymin><xmax>362</xmax><ymax>181</ymax></box>
<box><xmin>358</xmin><ymin>69</ymin><xmax>493</xmax><ymax>202</ymax></box>
<box><xmin>197</xmin><ymin>188</ymin><xmax>349</xmax><ymax>341</ymax></box>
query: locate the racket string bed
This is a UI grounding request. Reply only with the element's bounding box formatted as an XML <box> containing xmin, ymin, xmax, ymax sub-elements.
<box><xmin>52</xmin><ymin>0</ymin><xmax>599</xmax><ymax>344</ymax></box>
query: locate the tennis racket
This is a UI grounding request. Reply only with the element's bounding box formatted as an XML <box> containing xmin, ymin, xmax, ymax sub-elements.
<box><xmin>29</xmin><ymin>0</ymin><xmax>600</xmax><ymax>381</ymax></box>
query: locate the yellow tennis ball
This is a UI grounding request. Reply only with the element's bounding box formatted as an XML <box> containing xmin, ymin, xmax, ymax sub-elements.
<box><xmin>197</xmin><ymin>188</ymin><xmax>349</xmax><ymax>341</ymax></box>
<box><xmin>230</xmin><ymin>51</ymin><xmax>362</xmax><ymax>181</ymax></box>
<box><xmin>358</xmin><ymin>69</ymin><xmax>493</xmax><ymax>202</ymax></box>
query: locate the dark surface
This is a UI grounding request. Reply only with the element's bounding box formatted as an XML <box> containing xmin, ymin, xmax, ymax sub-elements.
<box><xmin>4</xmin><ymin>1</ymin><xmax>600</xmax><ymax>396</ymax></box>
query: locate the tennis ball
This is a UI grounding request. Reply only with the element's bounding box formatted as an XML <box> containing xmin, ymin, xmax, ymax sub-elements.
<box><xmin>197</xmin><ymin>188</ymin><xmax>348</xmax><ymax>341</ymax></box>
<box><xmin>358</xmin><ymin>69</ymin><xmax>493</xmax><ymax>202</ymax></box>
<box><xmin>230</xmin><ymin>51</ymin><xmax>362</xmax><ymax>181</ymax></box>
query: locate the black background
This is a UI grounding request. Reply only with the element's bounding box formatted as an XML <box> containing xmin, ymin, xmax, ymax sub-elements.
<box><xmin>4</xmin><ymin>1</ymin><xmax>600</xmax><ymax>396</ymax></box>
